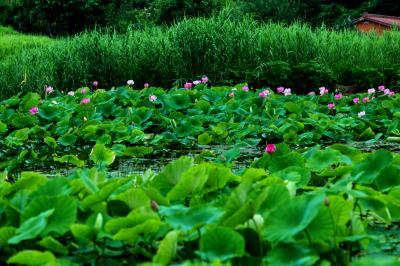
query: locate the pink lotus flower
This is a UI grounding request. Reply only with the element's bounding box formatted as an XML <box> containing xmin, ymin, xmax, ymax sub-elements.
<box><xmin>368</xmin><ymin>88</ymin><xmax>375</xmax><ymax>94</ymax></box>
<box><xmin>29</xmin><ymin>107</ymin><xmax>39</xmax><ymax>115</ymax></box>
<box><xmin>184</xmin><ymin>82</ymin><xmax>192</xmax><ymax>89</ymax></box>
<box><xmin>362</xmin><ymin>97</ymin><xmax>369</xmax><ymax>103</ymax></box>
<box><xmin>384</xmin><ymin>89</ymin><xmax>391</xmax><ymax>95</ymax></box>
<box><xmin>193</xmin><ymin>80</ymin><xmax>202</xmax><ymax>85</ymax></box>
<box><xmin>229</xmin><ymin>92</ymin><xmax>235</xmax><ymax>97</ymax></box>
<box><xmin>353</xmin><ymin>97</ymin><xmax>359</xmax><ymax>104</ymax></box>
<box><xmin>327</xmin><ymin>103</ymin><xmax>335</xmax><ymax>109</ymax></box>
<box><xmin>45</xmin><ymin>86</ymin><xmax>54</xmax><ymax>94</ymax></box>
<box><xmin>277</xmin><ymin>87</ymin><xmax>285</xmax><ymax>93</ymax></box>
<box><xmin>378</xmin><ymin>85</ymin><xmax>385</xmax><ymax>91</ymax></box>
<box><xmin>308</xmin><ymin>91</ymin><xmax>315</xmax><ymax>95</ymax></box>
<box><xmin>358</xmin><ymin>111</ymin><xmax>366</xmax><ymax>118</ymax></box>
<box><xmin>201</xmin><ymin>76</ymin><xmax>209</xmax><ymax>83</ymax></box>
<box><xmin>334</xmin><ymin>93</ymin><xmax>343</xmax><ymax>100</ymax></box>
<box><xmin>319</xmin><ymin>87</ymin><xmax>329</xmax><ymax>95</ymax></box>
<box><xmin>80</xmin><ymin>98</ymin><xmax>90</xmax><ymax>104</ymax></box>
<box><xmin>127</xmin><ymin>80</ymin><xmax>134</xmax><ymax>85</ymax></box>
<box><xmin>93</xmin><ymin>81</ymin><xmax>98</xmax><ymax>87</ymax></box>
<box><xmin>68</xmin><ymin>91</ymin><xmax>75</xmax><ymax>96</ymax></box>
<box><xmin>144</xmin><ymin>83</ymin><xmax>149</xmax><ymax>88</ymax></box>
<box><xmin>81</xmin><ymin>88</ymin><xmax>87</xmax><ymax>94</ymax></box>
<box><xmin>242</xmin><ymin>86</ymin><xmax>249</xmax><ymax>92</ymax></box>
<box><xmin>265</xmin><ymin>144</ymin><xmax>277</xmax><ymax>154</ymax></box>
<box><xmin>259</xmin><ymin>90</ymin><xmax>270</xmax><ymax>97</ymax></box>
<box><xmin>389</xmin><ymin>91</ymin><xmax>395</xmax><ymax>96</ymax></box>
<box><xmin>149</xmin><ymin>95</ymin><xmax>157</xmax><ymax>102</ymax></box>
<box><xmin>283</xmin><ymin>88</ymin><xmax>291</xmax><ymax>96</ymax></box>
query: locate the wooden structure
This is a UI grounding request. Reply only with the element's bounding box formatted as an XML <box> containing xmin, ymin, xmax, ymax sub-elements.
<box><xmin>353</xmin><ymin>13</ymin><xmax>400</xmax><ymax>34</ymax></box>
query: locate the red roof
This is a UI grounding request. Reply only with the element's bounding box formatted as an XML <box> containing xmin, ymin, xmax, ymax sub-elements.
<box><xmin>353</xmin><ymin>13</ymin><xmax>400</xmax><ymax>27</ymax></box>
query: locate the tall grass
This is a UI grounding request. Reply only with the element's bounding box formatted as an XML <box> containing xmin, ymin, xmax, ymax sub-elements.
<box><xmin>1</xmin><ymin>14</ymin><xmax>400</xmax><ymax>98</ymax></box>
<box><xmin>0</xmin><ymin>26</ymin><xmax>54</xmax><ymax>61</ymax></box>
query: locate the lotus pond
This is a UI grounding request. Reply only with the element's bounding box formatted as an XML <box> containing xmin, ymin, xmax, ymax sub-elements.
<box><xmin>0</xmin><ymin>83</ymin><xmax>400</xmax><ymax>265</ymax></box>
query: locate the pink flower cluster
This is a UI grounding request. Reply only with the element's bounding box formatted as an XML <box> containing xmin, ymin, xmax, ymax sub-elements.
<box><xmin>259</xmin><ymin>90</ymin><xmax>270</xmax><ymax>97</ymax></box>
<box><xmin>80</xmin><ymin>98</ymin><xmax>90</xmax><ymax>104</ymax></box>
<box><xmin>29</xmin><ymin>107</ymin><xmax>39</xmax><ymax>115</ymax></box>
<box><xmin>319</xmin><ymin>87</ymin><xmax>329</xmax><ymax>95</ymax></box>
<box><xmin>191</xmin><ymin>76</ymin><xmax>209</xmax><ymax>87</ymax></box>
<box><xmin>265</xmin><ymin>144</ymin><xmax>276</xmax><ymax>154</ymax></box>
<box><xmin>327</xmin><ymin>103</ymin><xmax>335</xmax><ymax>109</ymax></box>
<box><xmin>276</xmin><ymin>87</ymin><xmax>291</xmax><ymax>96</ymax></box>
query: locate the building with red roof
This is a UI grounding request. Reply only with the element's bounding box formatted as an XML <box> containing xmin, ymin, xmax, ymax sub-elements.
<box><xmin>353</xmin><ymin>13</ymin><xmax>400</xmax><ymax>34</ymax></box>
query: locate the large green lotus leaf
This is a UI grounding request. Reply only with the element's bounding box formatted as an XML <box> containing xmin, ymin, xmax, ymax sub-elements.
<box><xmin>352</xmin><ymin>256</ymin><xmax>400</xmax><ymax>266</ymax></box>
<box><xmin>0</xmin><ymin>121</ymin><xmax>7</xmax><ymax>133</ymax></box>
<box><xmin>272</xmin><ymin>166</ymin><xmax>311</xmax><ymax>187</ymax></box>
<box><xmin>284</xmin><ymin>102</ymin><xmax>302</xmax><ymax>115</ymax></box>
<box><xmin>38</xmin><ymin>236</ymin><xmax>68</xmax><ymax>255</ymax></box>
<box><xmin>352</xmin><ymin>150</ymin><xmax>393</xmax><ymax>184</ymax></box>
<box><xmin>150</xmin><ymin>157</ymin><xmax>194</xmax><ymax>195</ymax></box>
<box><xmin>153</xmin><ymin>230</ymin><xmax>178</xmax><ymax>265</ymax></box>
<box><xmin>167</xmin><ymin>164</ymin><xmax>209</xmax><ymax>201</ymax></box>
<box><xmin>374</xmin><ymin>165</ymin><xmax>400</xmax><ymax>192</ymax></box>
<box><xmin>269</xmin><ymin>152</ymin><xmax>304</xmax><ymax>173</ymax></box>
<box><xmin>113</xmin><ymin>219</ymin><xmax>162</xmax><ymax>241</ymax></box>
<box><xmin>0</xmin><ymin>226</ymin><xmax>16</xmax><ymax>246</ymax></box>
<box><xmin>329</xmin><ymin>196</ymin><xmax>353</xmax><ymax>229</ymax></box>
<box><xmin>70</xmin><ymin>223</ymin><xmax>97</xmax><ymax>240</ymax></box>
<box><xmin>197</xmin><ymin>227</ymin><xmax>245</xmax><ymax>261</ymax></box>
<box><xmin>44</xmin><ymin>136</ymin><xmax>57</xmax><ymax>149</ymax></box>
<box><xmin>8</xmin><ymin>209</ymin><xmax>54</xmax><ymax>244</ymax></box>
<box><xmin>263</xmin><ymin>192</ymin><xmax>325</xmax><ymax>243</ymax></box>
<box><xmin>115</xmin><ymin>188</ymin><xmax>150</xmax><ymax>210</ymax></box>
<box><xmin>105</xmin><ymin>207</ymin><xmax>159</xmax><ymax>234</ymax></box>
<box><xmin>305</xmin><ymin>148</ymin><xmax>345</xmax><ymax>172</ymax></box>
<box><xmin>7</xmin><ymin>250</ymin><xmax>56</xmax><ymax>266</ymax></box>
<box><xmin>54</xmin><ymin>155</ymin><xmax>85</xmax><ymax>167</ymax></box>
<box><xmin>58</xmin><ymin>133</ymin><xmax>77</xmax><ymax>146</ymax></box>
<box><xmin>159</xmin><ymin>205</ymin><xmax>223</xmax><ymax>231</ymax></box>
<box><xmin>198</xmin><ymin>132</ymin><xmax>212</xmax><ymax>145</ymax></box>
<box><xmin>264</xmin><ymin>244</ymin><xmax>319</xmax><ymax>266</ymax></box>
<box><xmin>304</xmin><ymin>205</ymin><xmax>335</xmax><ymax>245</ymax></box>
<box><xmin>174</xmin><ymin>120</ymin><xmax>195</xmax><ymax>138</ymax></box>
<box><xmin>10</xmin><ymin>112</ymin><xmax>37</xmax><ymax>128</ymax></box>
<box><xmin>259</xmin><ymin>184</ymin><xmax>290</xmax><ymax>215</ymax></box>
<box><xmin>30</xmin><ymin>177</ymin><xmax>71</xmax><ymax>198</ymax></box>
<box><xmin>90</xmin><ymin>143</ymin><xmax>116</xmax><ymax>167</ymax></box>
<box><xmin>21</xmin><ymin>195</ymin><xmax>77</xmax><ymax>236</ymax></box>
<box><xmin>20</xmin><ymin>92</ymin><xmax>41</xmax><ymax>111</ymax></box>
<box><xmin>162</xmin><ymin>94</ymin><xmax>192</xmax><ymax>111</ymax></box>
<box><xmin>6</xmin><ymin>128</ymin><xmax>30</xmax><ymax>146</ymax></box>
<box><xmin>202</xmin><ymin>164</ymin><xmax>234</xmax><ymax>193</ymax></box>
<box><xmin>38</xmin><ymin>105</ymin><xmax>61</xmax><ymax>121</ymax></box>
<box><xmin>81</xmin><ymin>178</ymin><xmax>129</xmax><ymax>209</ymax></box>
<box><xmin>221</xmin><ymin>182</ymin><xmax>269</xmax><ymax>227</ymax></box>
<box><xmin>2</xmin><ymin>172</ymin><xmax>47</xmax><ymax>196</ymax></box>
<box><xmin>241</xmin><ymin>168</ymin><xmax>268</xmax><ymax>181</ymax></box>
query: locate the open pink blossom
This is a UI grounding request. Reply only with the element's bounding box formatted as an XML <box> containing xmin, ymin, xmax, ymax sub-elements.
<box><xmin>277</xmin><ymin>87</ymin><xmax>285</xmax><ymax>93</ymax></box>
<box><xmin>358</xmin><ymin>111</ymin><xmax>366</xmax><ymax>118</ymax></box>
<box><xmin>384</xmin><ymin>89</ymin><xmax>391</xmax><ymax>95</ymax></box>
<box><xmin>144</xmin><ymin>83</ymin><xmax>149</xmax><ymax>88</ymax></box>
<box><xmin>29</xmin><ymin>107</ymin><xmax>39</xmax><ymax>115</ymax></box>
<box><xmin>81</xmin><ymin>88</ymin><xmax>87</xmax><ymax>94</ymax></box>
<box><xmin>283</xmin><ymin>88</ymin><xmax>291</xmax><ymax>96</ymax></box>
<box><xmin>201</xmin><ymin>76</ymin><xmax>209</xmax><ymax>83</ymax></box>
<box><xmin>45</xmin><ymin>86</ymin><xmax>54</xmax><ymax>94</ymax></box>
<box><xmin>184</xmin><ymin>82</ymin><xmax>192</xmax><ymax>89</ymax></box>
<box><xmin>265</xmin><ymin>144</ymin><xmax>277</xmax><ymax>154</ymax></box>
<box><xmin>327</xmin><ymin>103</ymin><xmax>335</xmax><ymax>109</ymax></box>
<box><xmin>93</xmin><ymin>81</ymin><xmax>98</xmax><ymax>87</ymax></box>
<box><xmin>149</xmin><ymin>95</ymin><xmax>157</xmax><ymax>102</ymax></box>
<box><xmin>242</xmin><ymin>86</ymin><xmax>249</xmax><ymax>92</ymax></box>
<box><xmin>80</xmin><ymin>98</ymin><xmax>90</xmax><ymax>104</ymax></box>
<box><xmin>308</xmin><ymin>91</ymin><xmax>315</xmax><ymax>95</ymax></box>
<box><xmin>259</xmin><ymin>90</ymin><xmax>270</xmax><ymax>97</ymax></box>
<box><xmin>335</xmin><ymin>93</ymin><xmax>343</xmax><ymax>100</ymax></box>
<box><xmin>193</xmin><ymin>80</ymin><xmax>201</xmax><ymax>85</ymax></box>
<box><xmin>389</xmin><ymin>91</ymin><xmax>395</xmax><ymax>96</ymax></box>
<box><xmin>127</xmin><ymin>80</ymin><xmax>134</xmax><ymax>85</ymax></box>
<box><xmin>362</xmin><ymin>97</ymin><xmax>369</xmax><ymax>103</ymax></box>
<box><xmin>368</xmin><ymin>88</ymin><xmax>375</xmax><ymax>94</ymax></box>
<box><xmin>319</xmin><ymin>87</ymin><xmax>329</xmax><ymax>95</ymax></box>
<box><xmin>378</xmin><ymin>85</ymin><xmax>385</xmax><ymax>91</ymax></box>
<box><xmin>353</xmin><ymin>97</ymin><xmax>359</xmax><ymax>104</ymax></box>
